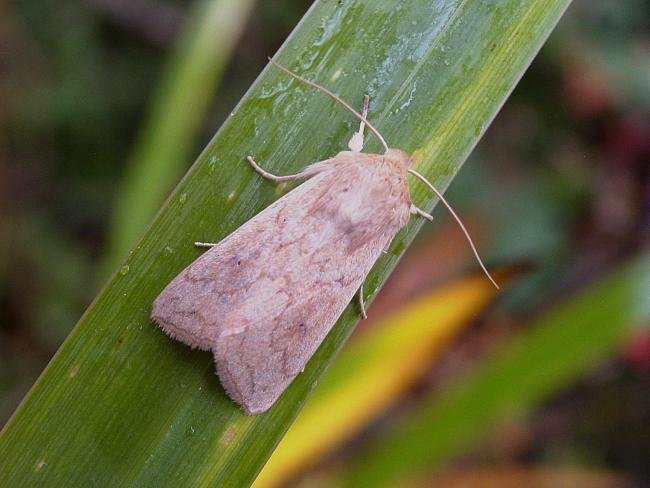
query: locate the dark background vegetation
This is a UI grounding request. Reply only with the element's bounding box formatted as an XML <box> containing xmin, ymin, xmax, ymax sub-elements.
<box><xmin>2</xmin><ymin>0</ymin><xmax>649</xmax><ymax>485</ymax></box>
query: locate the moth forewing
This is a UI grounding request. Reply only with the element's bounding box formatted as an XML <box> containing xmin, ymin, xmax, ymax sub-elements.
<box><xmin>152</xmin><ymin>151</ymin><xmax>412</xmax><ymax>414</ymax></box>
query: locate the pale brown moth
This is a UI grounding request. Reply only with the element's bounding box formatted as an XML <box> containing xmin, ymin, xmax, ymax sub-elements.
<box><xmin>151</xmin><ymin>59</ymin><xmax>498</xmax><ymax>415</ymax></box>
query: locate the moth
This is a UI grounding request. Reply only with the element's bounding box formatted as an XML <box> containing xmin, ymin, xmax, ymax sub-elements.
<box><xmin>151</xmin><ymin>59</ymin><xmax>497</xmax><ymax>414</ymax></box>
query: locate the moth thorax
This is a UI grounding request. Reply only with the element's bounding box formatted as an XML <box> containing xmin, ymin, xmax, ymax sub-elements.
<box><xmin>384</xmin><ymin>148</ymin><xmax>412</xmax><ymax>169</ymax></box>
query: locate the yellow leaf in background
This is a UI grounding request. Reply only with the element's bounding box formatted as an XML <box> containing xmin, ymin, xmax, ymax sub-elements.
<box><xmin>254</xmin><ymin>268</ymin><xmax>517</xmax><ymax>488</ymax></box>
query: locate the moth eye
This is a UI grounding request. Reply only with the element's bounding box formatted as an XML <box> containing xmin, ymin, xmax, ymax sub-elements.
<box><xmin>236</xmin><ymin>259</ymin><xmax>242</xmax><ymax>266</ymax></box>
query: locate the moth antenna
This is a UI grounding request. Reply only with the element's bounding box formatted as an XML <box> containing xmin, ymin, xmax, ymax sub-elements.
<box><xmin>408</xmin><ymin>169</ymin><xmax>500</xmax><ymax>289</ymax></box>
<box><xmin>268</xmin><ymin>57</ymin><xmax>389</xmax><ymax>153</ymax></box>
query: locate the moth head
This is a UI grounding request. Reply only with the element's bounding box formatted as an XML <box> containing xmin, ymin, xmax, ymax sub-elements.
<box><xmin>384</xmin><ymin>148</ymin><xmax>412</xmax><ymax>169</ymax></box>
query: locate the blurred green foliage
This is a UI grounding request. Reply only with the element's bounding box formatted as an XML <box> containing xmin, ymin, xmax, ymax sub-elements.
<box><xmin>103</xmin><ymin>0</ymin><xmax>255</xmax><ymax>273</ymax></box>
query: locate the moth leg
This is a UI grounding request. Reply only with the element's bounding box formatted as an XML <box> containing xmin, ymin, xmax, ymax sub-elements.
<box><xmin>410</xmin><ymin>204</ymin><xmax>434</xmax><ymax>222</ymax></box>
<box><xmin>347</xmin><ymin>95</ymin><xmax>370</xmax><ymax>152</ymax></box>
<box><xmin>194</xmin><ymin>241</ymin><xmax>218</xmax><ymax>247</ymax></box>
<box><xmin>358</xmin><ymin>283</ymin><xmax>368</xmax><ymax>319</ymax></box>
<box><xmin>246</xmin><ymin>156</ymin><xmax>303</xmax><ymax>182</ymax></box>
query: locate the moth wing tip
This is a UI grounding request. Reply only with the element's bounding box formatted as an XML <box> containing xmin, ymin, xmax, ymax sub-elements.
<box><xmin>151</xmin><ymin>303</ymin><xmax>214</xmax><ymax>351</ymax></box>
<box><xmin>242</xmin><ymin>403</ymin><xmax>269</xmax><ymax>416</ymax></box>
<box><xmin>239</xmin><ymin>395</ymin><xmax>275</xmax><ymax>415</ymax></box>
<box><xmin>213</xmin><ymin>352</ymin><xmax>276</xmax><ymax>415</ymax></box>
